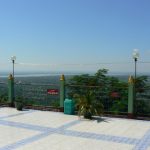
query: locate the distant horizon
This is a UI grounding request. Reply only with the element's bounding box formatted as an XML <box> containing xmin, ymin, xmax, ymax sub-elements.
<box><xmin>1</xmin><ymin>70</ymin><xmax>150</xmax><ymax>78</ymax></box>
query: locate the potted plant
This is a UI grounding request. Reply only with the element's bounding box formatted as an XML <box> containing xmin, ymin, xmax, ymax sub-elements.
<box><xmin>74</xmin><ymin>91</ymin><xmax>104</xmax><ymax>119</ymax></box>
<box><xmin>15</xmin><ymin>97</ymin><xmax>24</xmax><ymax>111</ymax></box>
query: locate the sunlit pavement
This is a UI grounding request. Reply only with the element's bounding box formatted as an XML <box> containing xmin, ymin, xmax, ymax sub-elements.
<box><xmin>0</xmin><ymin>107</ymin><xmax>149</xmax><ymax>150</ymax></box>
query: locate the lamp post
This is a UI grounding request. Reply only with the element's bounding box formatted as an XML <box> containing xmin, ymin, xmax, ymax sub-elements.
<box><xmin>132</xmin><ymin>49</ymin><xmax>139</xmax><ymax>80</ymax></box>
<box><xmin>11</xmin><ymin>56</ymin><xmax>16</xmax><ymax>78</ymax></box>
<box><xmin>10</xmin><ymin>56</ymin><xmax>16</xmax><ymax>106</ymax></box>
<box><xmin>132</xmin><ymin>49</ymin><xmax>139</xmax><ymax>115</ymax></box>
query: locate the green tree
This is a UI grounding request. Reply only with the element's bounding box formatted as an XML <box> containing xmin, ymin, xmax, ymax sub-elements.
<box><xmin>67</xmin><ymin>69</ymin><xmax>109</xmax><ymax>98</ymax></box>
<box><xmin>67</xmin><ymin>69</ymin><xmax>128</xmax><ymax>114</ymax></box>
<box><xmin>67</xmin><ymin>70</ymin><xmax>149</xmax><ymax>116</ymax></box>
<box><xmin>135</xmin><ymin>76</ymin><xmax>148</xmax><ymax>93</ymax></box>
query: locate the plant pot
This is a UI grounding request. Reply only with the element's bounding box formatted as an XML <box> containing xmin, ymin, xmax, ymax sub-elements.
<box><xmin>84</xmin><ymin>112</ymin><xmax>92</xmax><ymax>119</ymax></box>
<box><xmin>15</xmin><ymin>102</ymin><xmax>23</xmax><ymax>111</ymax></box>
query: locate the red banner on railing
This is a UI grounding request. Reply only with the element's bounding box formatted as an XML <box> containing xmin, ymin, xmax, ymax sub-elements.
<box><xmin>47</xmin><ymin>89</ymin><xmax>59</xmax><ymax>95</ymax></box>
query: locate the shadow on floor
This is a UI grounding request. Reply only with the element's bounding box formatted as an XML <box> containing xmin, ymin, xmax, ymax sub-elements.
<box><xmin>92</xmin><ymin>116</ymin><xmax>111</xmax><ymax>123</ymax></box>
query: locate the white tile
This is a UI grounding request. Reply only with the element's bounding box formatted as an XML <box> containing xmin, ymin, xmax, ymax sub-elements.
<box><xmin>16</xmin><ymin>134</ymin><xmax>134</xmax><ymax>150</ymax></box>
<box><xmin>69</xmin><ymin>118</ymin><xmax>150</xmax><ymax>139</ymax></box>
<box><xmin>0</xmin><ymin>124</ymin><xmax>39</xmax><ymax>147</ymax></box>
<box><xmin>6</xmin><ymin>111</ymin><xmax>78</xmax><ymax>128</ymax></box>
<box><xmin>148</xmin><ymin>147</ymin><xmax>150</xmax><ymax>150</ymax></box>
<box><xmin>0</xmin><ymin>107</ymin><xmax>20</xmax><ymax>117</ymax></box>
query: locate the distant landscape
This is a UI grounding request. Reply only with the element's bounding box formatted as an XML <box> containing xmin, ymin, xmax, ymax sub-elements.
<box><xmin>0</xmin><ymin>71</ymin><xmax>150</xmax><ymax>84</ymax></box>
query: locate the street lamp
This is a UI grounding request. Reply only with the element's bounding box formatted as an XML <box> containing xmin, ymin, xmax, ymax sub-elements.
<box><xmin>132</xmin><ymin>49</ymin><xmax>139</xmax><ymax>116</ymax></box>
<box><xmin>11</xmin><ymin>56</ymin><xmax>16</xmax><ymax>78</ymax></box>
<box><xmin>132</xmin><ymin>49</ymin><xmax>139</xmax><ymax>80</ymax></box>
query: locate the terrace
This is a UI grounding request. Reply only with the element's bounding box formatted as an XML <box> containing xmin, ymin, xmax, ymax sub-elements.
<box><xmin>0</xmin><ymin>107</ymin><xmax>149</xmax><ymax>150</ymax></box>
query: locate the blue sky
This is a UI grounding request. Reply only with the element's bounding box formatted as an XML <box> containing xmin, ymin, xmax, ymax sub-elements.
<box><xmin>0</xmin><ymin>0</ymin><xmax>150</xmax><ymax>74</ymax></box>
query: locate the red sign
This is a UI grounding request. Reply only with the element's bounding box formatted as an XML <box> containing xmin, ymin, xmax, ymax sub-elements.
<box><xmin>47</xmin><ymin>89</ymin><xmax>59</xmax><ymax>95</ymax></box>
<box><xmin>110</xmin><ymin>92</ymin><xmax>120</xmax><ymax>98</ymax></box>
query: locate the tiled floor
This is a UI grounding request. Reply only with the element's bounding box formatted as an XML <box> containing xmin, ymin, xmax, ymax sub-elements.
<box><xmin>0</xmin><ymin>107</ymin><xmax>149</xmax><ymax>150</ymax></box>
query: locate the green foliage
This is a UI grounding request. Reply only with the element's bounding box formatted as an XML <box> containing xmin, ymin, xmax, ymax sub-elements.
<box><xmin>67</xmin><ymin>69</ymin><xmax>109</xmax><ymax>99</ymax></box>
<box><xmin>51</xmin><ymin>100</ymin><xmax>59</xmax><ymax>107</ymax></box>
<box><xmin>25</xmin><ymin>100</ymin><xmax>36</xmax><ymax>106</ymax></box>
<box><xmin>67</xmin><ymin>69</ymin><xmax>128</xmax><ymax>113</ymax></box>
<box><xmin>0</xmin><ymin>94</ymin><xmax>8</xmax><ymax>104</ymax></box>
<box><xmin>134</xmin><ymin>76</ymin><xmax>150</xmax><ymax>115</ymax></box>
<box><xmin>135</xmin><ymin>76</ymin><xmax>148</xmax><ymax>93</ymax></box>
<box><xmin>110</xmin><ymin>99</ymin><xmax>128</xmax><ymax>114</ymax></box>
<box><xmin>74</xmin><ymin>91</ymin><xmax>104</xmax><ymax>119</ymax></box>
<box><xmin>15</xmin><ymin>96</ymin><xmax>23</xmax><ymax>102</ymax></box>
<box><xmin>135</xmin><ymin>100</ymin><xmax>150</xmax><ymax>115</ymax></box>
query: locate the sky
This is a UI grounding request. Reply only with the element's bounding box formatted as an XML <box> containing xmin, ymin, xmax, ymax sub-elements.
<box><xmin>0</xmin><ymin>0</ymin><xmax>150</xmax><ymax>74</ymax></box>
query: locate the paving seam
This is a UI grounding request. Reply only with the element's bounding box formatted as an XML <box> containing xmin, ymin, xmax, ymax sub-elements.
<box><xmin>133</xmin><ymin>129</ymin><xmax>150</xmax><ymax>150</ymax></box>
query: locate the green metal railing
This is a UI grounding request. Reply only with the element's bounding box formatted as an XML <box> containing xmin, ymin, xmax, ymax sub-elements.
<box><xmin>136</xmin><ymin>86</ymin><xmax>150</xmax><ymax>116</ymax></box>
<box><xmin>0</xmin><ymin>74</ymin><xmax>149</xmax><ymax>118</ymax></box>
<box><xmin>15</xmin><ymin>83</ymin><xmax>60</xmax><ymax>107</ymax></box>
<box><xmin>65</xmin><ymin>84</ymin><xmax>128</xmax><ymax>114</ymax></box>
<box><xmin>0</xmin><ymin>82</ymin><xmax>8</xmax><ymax>104</ymax></box>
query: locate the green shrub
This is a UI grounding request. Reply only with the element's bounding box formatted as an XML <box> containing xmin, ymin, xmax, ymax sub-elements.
<box><xmin>74</xmin><ymin>91</ymin><xmax>104</xmax><ymax>119</ymax></box>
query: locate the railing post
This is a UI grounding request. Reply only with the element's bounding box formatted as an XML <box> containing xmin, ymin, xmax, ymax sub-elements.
<box><xmin>8</xmin><ymin>74</ymin><xmax>15</xmax><ymax>107</ymax></box>
<box><xmin>60</xmin><ymin>74</ymin><xmax>65</xmax><ymax>109</ymax></box>
<box><xmin>128</xmin><ymin>76</ymin><xmax>134</xmax><ymax>118</ymax></box>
